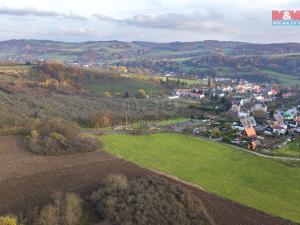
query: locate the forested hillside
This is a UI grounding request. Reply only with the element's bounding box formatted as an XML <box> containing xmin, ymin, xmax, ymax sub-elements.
<box><xmin>0</xmin><ymin>40</ymin><xmax>300</xmax><ymax>84</ymax></box>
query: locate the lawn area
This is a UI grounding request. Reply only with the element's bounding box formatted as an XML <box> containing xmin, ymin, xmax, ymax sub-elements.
<box><xmin>100</xmin><ymin>133</ymin><xmax>300</xmax><ymax>223</ymax></box>
<box><xmin>273</xmin><ymin>139</ymin><xmax>300</xmax><ymax>157</ymax></box>
<box><xmin>260</xmin><ymin>69</ymin><xmax>300</xmax><ymax>85</ymax></box>
<box><xmin>88</xmin><ymin>77</ymin><xmax>164</xmax><ymax>96</ymax></box>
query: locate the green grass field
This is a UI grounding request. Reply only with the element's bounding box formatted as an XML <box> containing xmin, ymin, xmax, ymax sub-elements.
<box><xmin>100</xmin><ymin>133</ymin><xmax>300</xmax><ymax>223</ymax></box>
<box><xmin>88</xmin><ymin>77</ymin><xmax>164</xmax><ymax>96</ymax></box>
<box><xmin>260</xmin><ymin>69</ymin><xmax>300</xmax><ymax>85</ymax></box>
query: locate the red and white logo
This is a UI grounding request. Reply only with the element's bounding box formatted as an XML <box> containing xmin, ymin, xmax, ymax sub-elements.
<box><xmin>272</xmin><ymin>10</ymin><xmax>300</xmax><ymax>25</ymax></box>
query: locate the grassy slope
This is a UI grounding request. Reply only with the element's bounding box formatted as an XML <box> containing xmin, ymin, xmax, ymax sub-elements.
<box><xmin>260</xmin><ymin>69</ymin><xmax>300</xmax><ymax>85</ymax></box>
<box><xmin>101</xmin><ymin>133</ymin><xmax>300</xmax><ymax>223</ymax></box>
<box><xmin>88</xmin><ymin>79</ymin><xmax>163</xmax><ymax>96</ymax></box>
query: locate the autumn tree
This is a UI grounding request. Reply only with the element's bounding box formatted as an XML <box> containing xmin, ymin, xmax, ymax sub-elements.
<box><xmin>211</xmin><ymin>128</ymin><xmax>221</xmax><ymax>138</ymax></box>
<box><xmin>63</xmin><ymin>193</ymin><xmax>82</xmax><ymax>225</ymax></box>
<box><xmin>0</xmin><ymin>216</ymin><xmax>17</xmax><ymax>225</ymax></box>
<box><xmin>90</xmin><ymin>112</ymin><xmax>110</xmax><ymax>128</ymax></box>
<box><xmin>137</xmin><ymin>89</ymin><xmax>146</xmax><ymax>98</ymax></box>
<box><xmin>36</xmin><ymin>205</ymin><xmax>58</xmax><ymax>225</ymax></box>
<box><xmin>35</xmin><ymin>193</ymin><xmax>82</xmax><ymax>225</ymax></box>
<box><xmin>90</xmin><ymin>113</ymin><xmax>102</xmax><ymax>129</ymax></box>
<box><xmin>101</xmin><ymin>112</ymin><xmax>111</xmax><ymax>128</ymax></box>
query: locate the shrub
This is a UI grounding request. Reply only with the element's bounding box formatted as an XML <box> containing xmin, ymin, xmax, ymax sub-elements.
<box><xmin>36</xmin><ymin>205</ymin><xmax>58</xmax><ymax>225</ymax></box>
<box><xmin>17</xmin><ymin>176</ymin><xmax>211</xmax><ymax>225</ymax></box>
<box><xmin>50</xmin><ymin>132</ymin><xmax>67</xmax><ymax>143</ymax></box>
<box><xmin>36</xmin><ymin>118</ymin><xmax>80</xmax><ymax>140</ymax></box>
<box><xmin>0</xmin><ymin>127</ymin><xmax>30</xmax><ymax>136</ymax></box>
<box><xmin>63</xmin><ymin>193</ymin><xmax>82</xmax><ymax>225</ymax></box>
<box><xmin>211</xmin><ymin>128</ymin><xmax>221</xmax><ymax>138</ymax></box>
<box><xmin>91</xmin><ymin>175</ymin><xmax>211</xmax><ymax>225</ymax></box>
<box><xmin>0</xmin><ymin>216</ymin><xmax>17</xmax><ymax>225</ymax></box>
<box><xmin>25</xmin><ymin>119</ymin><xmax>101</xmax><ymax>155</ymax></box>
<box><xmin>31</xmin><ymin>130</ymin><xmax>39</xmax><ymax>139</ymax></box>
<box><xmin>137</xmin><ymin>89</ymin><xmax>146</xmax><ymax>98</ymax></box>
<box><xmin>103</xmin><ymin>91</ymin><xmax>112</xmax><ymax>97</ymax></box>
<box><xmin>103</xmin><ymin>174</ymin><xmax>129</xmax><ymax>192</ymax></box>
<box><xmin>89</xmin><ymin>112</ymin><xmax>111</xmax><ymax>128</ymax></box>
<box><xmin>35</xmin><ymin>193</ymin><xmax>82</xmax><ymax>225</ymax></box>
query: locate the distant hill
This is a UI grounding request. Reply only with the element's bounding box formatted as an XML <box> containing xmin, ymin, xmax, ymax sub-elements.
<box><xmin>1</xmin><ymin>39</ymin><xmax>300</xmax><ymax>62</ymax></box>
<box><xmin>1</xmin><ymin>39</ymin><xmax>300</xmax><ymax>84</ymax></box>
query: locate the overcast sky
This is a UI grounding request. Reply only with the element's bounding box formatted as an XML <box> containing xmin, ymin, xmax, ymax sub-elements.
<box><xmin>0</xmin><ymin>0</ymin><xmax>299</xmax><ymax>43</ymax></box>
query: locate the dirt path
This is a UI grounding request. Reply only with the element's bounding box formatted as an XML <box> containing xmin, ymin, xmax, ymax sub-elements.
<box><xmin>0</xmin><ymin>135</ymin><xmax>295</xmax><ymax>225</ymax></box>
<box><xmin>196</xmin><ymin>135</ymin><xmax>300</xmax><ymax>161</ymax></box>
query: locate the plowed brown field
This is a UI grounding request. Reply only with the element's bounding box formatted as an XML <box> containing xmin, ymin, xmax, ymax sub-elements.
<box><xmin>0</xmin><ymin>136</ymin><xmax>295</xmax><ymax>225</ymax></box>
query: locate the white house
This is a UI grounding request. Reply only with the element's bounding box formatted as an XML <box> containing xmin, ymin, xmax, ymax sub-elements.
<box><xmin>168</xmin><ymin>95</ymin><xmax>179</xmax><ymax>99</ymax></box>
<box><xmin>238</xmin><ymin>111</ymin><xmax>250</xmax><ymax>118</ymax></box>
<box><xmin>251</xmin><ymin>104</ymin><xmax>267</xmax><ymax>113</ymax></box>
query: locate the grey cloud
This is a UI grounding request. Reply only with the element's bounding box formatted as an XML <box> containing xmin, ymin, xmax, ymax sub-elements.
<box><xmin>0</xmin><ymin>7</ymin><xmax>228</xmax><ymax>32</ymax></box>
<box><xmin>93</xmin><ymin>14</ymin><xmax>119</xmax><ymax>22</ymax></box>
<box><xmin>0</xmin><ymin>7</ymin><xmax>59</xmax><ymax>17</ymax></box>
<box><xmin>65</xmin><ymin>12</ymin><xmax>89</xmax><ymax>20</ymax></box>
<box><xmin>94</xmin><ymin>12</ymin><xmax>229</xmax><ymax>32</ymax></box>
<box><xmin>0</xmin><ymin>7</ymin><xmax>88</xmax><ymax>20</ymax></box>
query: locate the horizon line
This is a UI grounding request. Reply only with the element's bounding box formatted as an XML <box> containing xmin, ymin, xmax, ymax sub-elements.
<box><xmin>1</xmin><ymin>38</ymin><xmax>300</xmax><ymax>45</ymax></box>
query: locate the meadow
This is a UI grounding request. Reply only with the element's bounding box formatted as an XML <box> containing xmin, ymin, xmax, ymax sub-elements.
<box><xmin>260</xmin><ymin>69</ymin><xmax>300</xmax><ymax>85</ymax></box>
<box><xmin>101</xmin><ymin>133</ymin><xmax>300</xmax><ymax>223</ymax></box>
<box><xmin>88</xmin><ymin>78</ymin><xmax>163</xmax><ymax>96</ymax></box>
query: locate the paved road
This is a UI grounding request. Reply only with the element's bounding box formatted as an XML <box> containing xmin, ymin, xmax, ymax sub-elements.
<box><xmin>84</xmin><ymin>129</ymin><xmax>300</xmax><ymax>161</ymax></box>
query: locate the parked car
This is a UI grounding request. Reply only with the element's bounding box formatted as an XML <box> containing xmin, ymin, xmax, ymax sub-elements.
<box><xmin>193</xmin><ymin>128</ymin><xmax>201</xmax><ymax>135</ymax></box>
<box><xmin>232</xmin><ymin>122</ymin><xmax>244</xmax><ymax>131</ymax></box>
<box><xmin>264</xmin><ymin>126</ymin><xmax>273</xmax><ymax>136</ymax></box>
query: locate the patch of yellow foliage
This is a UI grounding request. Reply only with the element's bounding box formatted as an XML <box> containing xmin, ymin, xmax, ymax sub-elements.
<box><xmin>0</xmin><ymin>216</ymin><xmax>17</xmax><ymax>225</ymax></box>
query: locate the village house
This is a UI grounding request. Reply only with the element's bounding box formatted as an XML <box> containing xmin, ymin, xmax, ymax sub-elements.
<box><xmin>252</xmin><ymin>84</ymin><xmax>262</xmax><ymax>94</ymax></box>
<box><xmin>240</xmin><ymin>98</ymin><xmax>251</xmax><ymax>106</ymax></box>
<box><xmin>273</xmin><ymin>125</ymin><xmax>287</xmax><ymax>135</ymax></box>
<box><xmin>251</xmin><ymin>103</ymin><xmax>268</xmax><ymax>113</ymax></box>
<box><xmin>294</xmin><ymin>116</ymin><xmax>300</xmax><ymax>124</ymax></box>
<box><xmin>240</xmin><ymin>116</ymin><xmax>257</xmax><ymax>128</ymax></box>
<box><xmin>284</xmin><ymin>108</ymin><xmax>297</xmax><ymax>120</ymax></box>
<box><xmin>263</xmin><ymin>96</ymin><xmax>276</xmax><ymax>102</ymax></box>
<box><xmin>248</xmin><ymin>141</ymin><xmax>257</xmax><ymax>150</ymax></box>
<box><xmin>254</xmin><ymin>95</ymin><xmax>264</xmax><ymax>102</ymax></box>
<box><xmin>221</xmin><ymin>85</ymin><xmax>234</xmax><ymax>93</ymax></box>
<box><xmin>282</xmin><ymin>92</ymin><xmax>295</xmax><ymax>99</ymax></box>
<box><xmin>273</xmin><ymin>112</ymin><xmax>285</xmax><ymax>127</ymax></box>
<box><xmin>285</xmin><ymin>119</ymin><xmax>297</xmax><ymax>128</ymax></box>
<box><xmin>267</xmin><ymin>89</ymin><xmax>279</xmax><ymax>96</ymax></box>
<box><xmin>242</xmin><ymin>127</ymin><xmax>257</xmax><ymax>150</ymax></box>
<box><xmin>230</xmin><ymin>104</ymin><xmax>240</xmax><ymax>112</ymax></box>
